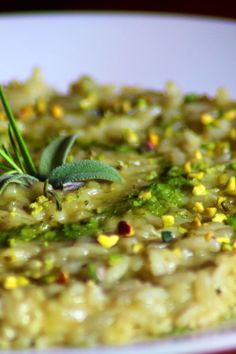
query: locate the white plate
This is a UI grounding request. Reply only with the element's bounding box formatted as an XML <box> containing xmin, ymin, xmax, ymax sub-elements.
<box><xmin>0</xmin><ymin>13</ymin><xmax>236</xmax><ymax>96</ymax></box>
<box><xmin>1</xmin><ymin>12</ymin><xmax>236</xmax><ymax>354</ymax></box>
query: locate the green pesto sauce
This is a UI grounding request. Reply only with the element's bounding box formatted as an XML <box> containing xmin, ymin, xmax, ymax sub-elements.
<box><xmin>113</xmin><ymin>166</ymin><xmax>190</xmax><ymax>217</ymax></box>
<box><xmin>138</xmin><ymin>182</ymin><xmax>186</xmax><ymax>215</ymax></box>
<box><xmin>227</xmin><ymin>215</ymin><xmax>236</xmax><ymax>228</ymax></box>
<box><xmin>183</xmin><ymin>93</ymin><xmax>199</xmax><ymax>103</ymax></box>
<box><xmin>0</xmin><ymin>165</ymin><xmax>190</xmax><ymax>246</ymax></box>
<box><xmin>0</xmin><ymin>218</ymin><xmax>101</xmax><ymax>247</ymax></box>
<box><xmin>229</xmin><ymin>162</ymin><xmax>236</xmax><ymax>170</ymax></box>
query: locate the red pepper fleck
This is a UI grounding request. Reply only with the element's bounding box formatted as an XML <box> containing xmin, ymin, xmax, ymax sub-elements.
<box><xmin>146</xmin><ymin>133</ymin><xmax>159</xmax><ymax>150</ymax></box>
<box><xmin>117</xmin><ymin>220</ymin><xmax>134</xmax><ymax>237</ymax></box>
<box><xmin>57</xmin><ymin>271</ymin><xmax>70</xmax><ymax>284</ymax></box>
<box><xmin>146</xmin><ymin>141</ymin><xmax>156</xmax><ymax>151</ymax></box>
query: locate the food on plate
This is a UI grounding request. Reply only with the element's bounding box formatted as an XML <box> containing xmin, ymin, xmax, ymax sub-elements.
<box><xmin>0</xmin><ymin>70</ymin><xmax>236</xmax><ymax>348</ymax></box>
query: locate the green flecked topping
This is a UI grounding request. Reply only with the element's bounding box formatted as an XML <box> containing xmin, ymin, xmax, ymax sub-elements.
<box><xmin>183</xmin><ymin>93</ymin><xmax>199</xmax><ymax>103</ymax></box>
<box><xmin>0</xmin><ymin>164</ymin><xmax>191</xmax><ymax>245</ymax></box>
<box><xmin>227</xmin><ymin>215</ymin><xmax>236</xmax><ymax>228</ymax></box>
<box><xmin>143</xmin><ymin>183</ymin><xmax>186</xmax><ymax>215</ymax></box>
<box><xmin>191</xmin><ymin>160</ymin><xmax>209</xmax><ymax>171</ymax></box>
<box><xmin>87</xmin><ymin>264</ymin><xmax>98</xmax><ymax>281</ymax></box>
<box><xmin>229</xmin><ymin>162</ymin><xmax>236</xmax><ymax>170</ymax></box>
<box><xmin>63</xmin><ymin>219</ymin><xmax>100</xmax><ymax>238</ymax></box>
<box><xmin>108</xmin><ymin>254</ymin><xmax>124</xmax><ymax>263</ymax></box>
<box><xmin>201</xmin><ymin>142</ymin><xmax>216</xmax><ymax>151</ymax></box>
<box><xmin>113</xmin><ymin>182</ymin><xmax>186</xmax><ymax>217</ymax></box>
<box><xmin>115</xmin><ymin>144</ymin><xmax>136</xmax><ymax>153</ymax></box>
<box><xmin>112</xmin><ymin>165</ymin><xmax>190</xmax><ymax>217</ymax></box>
<box><xmin>0</xmin><ymin>219</ymin><xmax>101</xmax><ymax>246</ymax></box>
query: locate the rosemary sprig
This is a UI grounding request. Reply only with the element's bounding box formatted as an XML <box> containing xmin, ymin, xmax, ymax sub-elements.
<box><xmin>0</xmin><ymin>146</ymin><xmax>22</xmax><ymax>173</ymax></box>
<box><xmin>0</xmin><ymin>86</ymin><xmax>37</xmax><ymax>175</ymax></box>
<box><xmin>8</xmin><ymin>125</ymin><xmax>26</xmax><ymax>172</ymax></box>
<box><xmin>0</xmin><ymin>84</ymin><xmax>122</xmax><ymax>209</ymax></box>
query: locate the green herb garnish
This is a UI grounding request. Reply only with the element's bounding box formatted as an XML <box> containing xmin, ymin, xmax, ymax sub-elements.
<box><xmin>227</xmin><ymin>215</ymin><xmax>236</xmax><ymax>228</ymax></box>
<box><xmin>0</xmin><ymin>218</ymin><xmax>101</xmax><ymax>246</ymax></box>
<box><xmin>63</xmin><ymin>219</ymin><xmax>100</xmax><ymax>238</ymax></box>
<box><xmin>229</xmin><ymin>162</ymin><xmax>236</xmax><ymax>170</ymax></box>
<box><xmin>184</xmin><ymin>93</ymin><xmax>199</xmax><ymax>103</ymax></box>
<box><xmin>0</xmin><ymin>85</ymin><xmax>122</xmax><ymax>208</ymax></box>
<box><xmin>88</xmin><ymin>264</ymin><xmax>99</xmax><ymax>281</ymax></box>
<box><xmin>112</xmin><ymin>180</ymin><xmax>186</xmax><ymax>217</ymax></box>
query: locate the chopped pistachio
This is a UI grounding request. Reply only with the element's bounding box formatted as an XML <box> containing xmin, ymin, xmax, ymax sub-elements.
<box><xmin>212</xmin><ymin>213</ymin><xmax>227</xmax><ymax>223</ymax></box>
<box><xmin>133</xmin><ymin>242</ymin><xmax>144</xmax><ymax>254</ymax></box>
<box><xmin>97</xmin><ymin>234</ymin><xmax>119</xmax><ymax>249</ymax></box>
<box><xmin>192</xmin><ymin>184</ymin><xmax>207</xmax><ymax>196</ymax></box>
<box><xmin>225</xmin><ymin>176</ymin><xmax>236</xmax><ymax>195</ymax></box>
<box><xmin>201</xmin><ymin>113</ymin><xmax>214</xmax><ymax>125</ymax></box>
<box><xmin>193</xmin><ymin>202</ymin><xmax>205</xmax><ymax>213</ymax></box>
<box><xmin>206</xmin><ymin>207</ymin><xmax>217</xmax><ymax>218</ymax></box>
<box><xmin>162</xmin><ymin>215</ymin><xmax>175</xmax><ymax>228</ymax></box>
<box><xmin>161</xmin><ymin>230</ymin><xmax>173</xmax><ymax>243</ymax></box>
<box><xmin>50</xmin><ymin>104</ymin><xmax>64</xmax><ymax>119</ymax></box>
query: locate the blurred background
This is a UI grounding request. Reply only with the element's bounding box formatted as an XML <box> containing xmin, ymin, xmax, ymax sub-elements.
<box><xmin>1</xmin><ymin>1</ymin><xmax>236</xmax><ymax>95</ymax></box>
<box><xmin>0</xmin><ymin>1</ymin><xmax>236</xmax><ymax>19</ymax></box>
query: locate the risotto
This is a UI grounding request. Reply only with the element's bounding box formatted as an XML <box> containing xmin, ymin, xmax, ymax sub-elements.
<box><xmin>0</xmin><ymin>70</ymin><xmax>236</xmax><ymax>349</ymax></box>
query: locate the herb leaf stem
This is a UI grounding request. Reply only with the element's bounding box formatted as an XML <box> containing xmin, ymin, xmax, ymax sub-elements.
<box><xmin>0</xmin><ymin>86</ymin><xmax>37</xmax><ymax>176</ymax></box>
<box><xmin>0</xmin><ymin>148</ymin><xmax>22</xmax><ymax>173</ymax></box>
<box><xmin>0</xmin><ymin>84</ymin><xmax>122</xmax><ymax>209</ymax></box>
<box><xmin>0</xmin><ymin>163</ymin><xmax>13</xmax><ymax>172</ymax></box>
<box><xmin>8</xmin><ymin>125</ymin><xmax>26</xmax><ymax>173</ymax></box>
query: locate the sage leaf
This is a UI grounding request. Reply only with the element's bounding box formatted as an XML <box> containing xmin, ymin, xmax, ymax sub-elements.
<box><xmin>0</xmin><ymin>174</ymin><xmax>16</xmax><ymax>185</ymax></box>
<box><xmin>39</xmin><ymin>134</ymin><xmax>79</xmax><ymax>179</ymax></box>
<box><xmin>62</xmin><ymin>181</ymin><xmax>85</xmax><ymax>192</ymax></box>
<box><xmin>0</xmin><ymin>174</ymin><xmax>39</xmax><ymax>193</ymax></box>
<box><xmin>48</xmin><ymin>160</ymin><xmax>123</xmax><ymax>189</ymax></box>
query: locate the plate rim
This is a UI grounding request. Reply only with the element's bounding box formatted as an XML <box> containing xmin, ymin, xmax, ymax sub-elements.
<box><xmin>0</xmin><ymin>11</ymin><xmax>236</xmax><ymax>353</ymax></box>
<box><xmin>0</xmin><ymin>10</ymin><xmax>236</xmax><ymax>24</ymax></box>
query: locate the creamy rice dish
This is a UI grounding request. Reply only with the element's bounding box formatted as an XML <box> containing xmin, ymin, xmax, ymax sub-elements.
<box><xmin>0</xmin><ymin>70</ymin><xmax>236</xmax><ymax>349</ymax></box>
